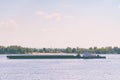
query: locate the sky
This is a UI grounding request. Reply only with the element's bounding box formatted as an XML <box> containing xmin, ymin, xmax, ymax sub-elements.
<box><xmin>0</xmin><ymin>0</ymin><xmax>120</xmax><ymax>48</ymax></box>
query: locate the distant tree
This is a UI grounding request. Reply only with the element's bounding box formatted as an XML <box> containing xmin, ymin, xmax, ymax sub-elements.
<box><xmin>1</xmin><ymin>45</ymin><xmax>120</xmax><ymax>54</ymax></box>
<box><xmin>113</xmin><ymin>47</ymin><xmax>120</xmax><ymax>54</ymax></box>
<box><xmin>0</xmin><ymin>46</ymin><xmax>5</xmax><ymax>54</ymax></box>
<box><xmin>88</xmin><ymin>47</ymin><xmax>95</xmax><ymax>53</ymax></box>
<box><xmin>72</xmin><ymin>48</ymin><xmax>76</xmax><ymax>53</ymax></box>
<box><xmin>66</xmin><ymin>47</ymin><xmax>72</xmax><ymax>53</ymax></box>
<box><xmin>6</xmin><ymin>45</ymin><xmax>25</xmax><ymax>54</ymax></box>
<box><xmin>105</xmin><ymin>47</ymin><xmax>113</xmax><ymax>54</ymax></box>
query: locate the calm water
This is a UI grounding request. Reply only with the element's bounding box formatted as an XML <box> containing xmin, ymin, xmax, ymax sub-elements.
<box><xmin>0</xmin><ymin>54</ymin><xmax>120</xmax><ymax>80</ymax></box>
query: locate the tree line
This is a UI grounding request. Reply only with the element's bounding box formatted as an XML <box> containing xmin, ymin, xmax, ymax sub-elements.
<box><xmin>0</xmin><ymin>45</ymin><xmax>120</xmax><ymax>54</ymax></box>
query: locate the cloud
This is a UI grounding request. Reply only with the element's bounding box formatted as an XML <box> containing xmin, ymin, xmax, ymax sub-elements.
<box><xmin>35</xmin><ymin>11</ymin><xmax>73</xmax><ymax>21</ymax></box>
<box><xmin>0</xmin><ymin>19</ymin><xmax>18</xmax><ymax>29</ymax></box>
<box><xmin>64</xmin><ymin>15</ymin><xmax>74</xmax><ymax>19</ymax></box>
<box><xmin>35</xmin><ymin>11</ymin><xmax>62</xmax><ymax>21</ymax></box>
<box><xmin>118</xmin><ymin>4</ymin><xmax>120</xmax><ymax>8</ymax></box>
<box><xmin>0</xmin><ymin>19</ymin><xmax>17</xmax><ymax>26</ymax></box>
<box><xmin>8</xmin><ymin>19</ymin><xmax>17</xmax><ymax>27</ymax></box>
<box><xmin>35</xmin><ymin>11</ymin><xmax>46</xmax><ymax>16</ymax></box>
<box><xmin>0</xmin><ymin>19</ymin><xmax>19</xmax><ymax>35</ymax></box>
<box><xmin>0</xmin><ymin>21</ymin><xmax>5</xmax><ymax>26</ymax></box>
<box><xmin>40</xmin><ymin>28</ymin><xmax>49</xmax><ymax>32</ymax></box>
<box><xmin>45</xmin><ymin>12</ymin><xmax>61</xmax><ymax>21</ymax></box>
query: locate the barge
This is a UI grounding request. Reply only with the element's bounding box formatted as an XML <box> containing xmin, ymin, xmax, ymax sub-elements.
<box><xmin>6</xmin><ymin>53</ymin><xmax>106</xmax><ymax>59</ymax></box>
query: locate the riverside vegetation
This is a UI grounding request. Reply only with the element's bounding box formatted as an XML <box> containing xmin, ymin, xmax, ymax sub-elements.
<box><xmin>0</xmin><ymin>45</ymin><xmax>120</xmax><ymax>54</ymax></box>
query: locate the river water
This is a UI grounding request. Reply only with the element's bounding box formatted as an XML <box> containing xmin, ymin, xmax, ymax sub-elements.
<box><xmin>0</xmin><ymin>54</ymin><xmax>120</xmax><ymax>80</ymax></box>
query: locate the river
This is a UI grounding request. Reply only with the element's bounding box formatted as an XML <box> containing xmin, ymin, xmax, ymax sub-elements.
<box><xmin>0</xmin><ymin>54</ymin><xmax>120</xmax><ymax>80</ymax></box>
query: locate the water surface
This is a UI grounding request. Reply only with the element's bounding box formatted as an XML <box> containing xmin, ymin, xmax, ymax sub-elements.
<box><xmin>0</xmin><ymin>54</ymin><xmax>120</xmax><ymax>80</ymax></box>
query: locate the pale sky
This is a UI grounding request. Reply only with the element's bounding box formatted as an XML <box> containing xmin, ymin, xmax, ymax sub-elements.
<box><xmin>0</xmin><ymin>0</ymin><xmax>120</xmax><ymax>48</ymax></box>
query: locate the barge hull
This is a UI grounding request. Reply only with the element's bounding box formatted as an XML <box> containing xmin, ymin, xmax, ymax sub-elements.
<box><xmin>6</xmin><ymin>55</ymin><xmax>106</xmax><ymax>59</ymax></box>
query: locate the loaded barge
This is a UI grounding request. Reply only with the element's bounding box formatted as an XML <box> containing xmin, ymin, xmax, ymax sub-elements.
<box><xmin>6</xmin><ymin>53</ymin><xmax>106</xmax><ymax>59</ymax></box>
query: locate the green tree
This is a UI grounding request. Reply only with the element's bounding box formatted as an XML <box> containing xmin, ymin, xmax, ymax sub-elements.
<box><xmin>66</xmin><ymin>47</ymin><xmax>72</xmax><ymax>53</ymax></box>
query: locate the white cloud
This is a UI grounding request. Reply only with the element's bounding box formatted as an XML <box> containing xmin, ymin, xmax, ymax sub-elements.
<box><xmin>0</xmin><ymin>21</ymin><xmax>5</xmax><ymax>25</ymax></box>
<box><xmin>64</xmin><ymin>15</ymin><xmax>74</xmax><ymax>19</ymax></box>
<box><xmin>0</xmin><ymin>19</ymin><xmax>19</xmax><ymax>36</ymax></box>
<box><xmin>118</xmin><ymin>4</ymin><xmax>120</xmax><ymax>8</ymax></box>
<box><xmin>35</xmin><ymin>11</ymin><xmax>74</xmax><ymax>21</ymax></box>
<box><xmin>40</xmin><ymin>28</ymin><xmax>49</xmax><ymax>32</ymax></box>
<box><xmin>8</xmin><ymin>19</ymin><xmax>17</xmax><ymax>27</ymax></box>
<box><xmin>0</xmin><ymin>19</ymin><xmax>18</xmax><ymax>29</ymax></box>
<box><xmin>35</xmin><ymin>11</ymin><xmax>46</xmax><ymax>16</ymax></box>
<box><xmin>0</xmin><ymin>19</ymin><xmax>17</xmax><ymax>27</ymax></box>
<box><xmin>35</xmin><ymin>11</ymin><xmax>61</xmax><ymax>21</ymax></box>
<box><xmin>45</xmin><ymin>12</ymin><xmax>61</xmax><ymax>21</ymax></box>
